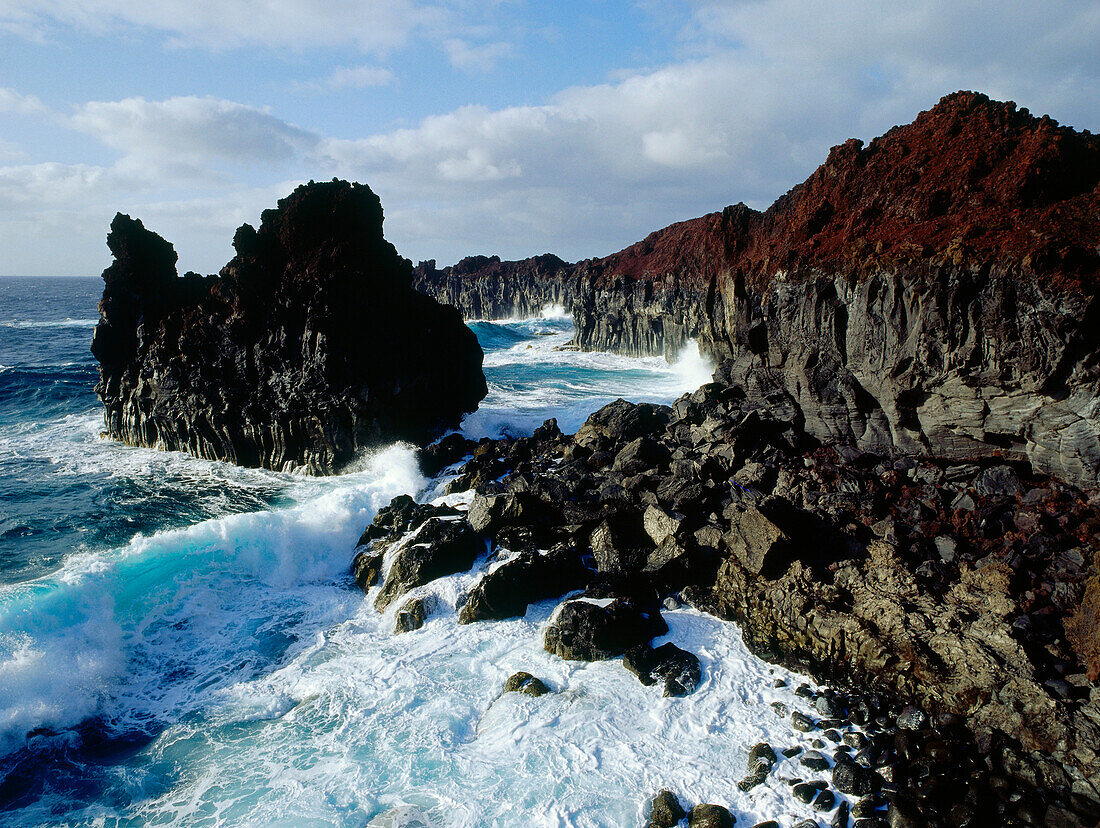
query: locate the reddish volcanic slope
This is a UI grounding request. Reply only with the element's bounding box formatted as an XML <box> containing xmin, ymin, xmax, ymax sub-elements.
<box><xmin>584</xmin><ymin>91</ymin><xmax>1100</xmax><ymax>292</ymax></box>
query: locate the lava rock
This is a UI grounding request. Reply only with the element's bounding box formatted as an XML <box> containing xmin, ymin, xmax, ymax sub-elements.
<box><xmin>503</xmin><ymin>672</ymin><xmax>550</xmax><ymax>697</ymax></box>
<box><xmin>459</xmin><ymin>543</ymin><xmax>590</xmax><ymax>624</ymax></box>
<box><xmin>92</xmin><ymin>181</ymin><xmax>487</xmax><ymax>474</ymax></box>
<box><xmin>375</xmin><ymin>517</ymin><xmax>483</xmax><ymax>611</ymax></box>
<box><xmin>543</xmin><ymin>597</ymin><xmax>667</xmax><ymax>661</ymax></box>
<box><xmin>646</xmin><ymin>789</ymin><xmax>687</xmax><ymax>828</ymax></box>
<box><xmin>687</xmin><ymin>803</ymin><xmax>735</xmax><ymax>828</ymax></box>
<box><xmin>622</xmin><ymin>642</ymin><xmax>702</xmax><ymax>696</ymax></box>
<box><xmin>393</xmin><ymin>594</ymin><xmax>436</xmax><ymax>634</ymax></box>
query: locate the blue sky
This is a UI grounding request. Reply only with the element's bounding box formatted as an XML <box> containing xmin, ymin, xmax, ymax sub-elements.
<box><xmin>1</xmin><ymin>1</ymin><xmax>1098</xmax><ymax>276</ymax></box>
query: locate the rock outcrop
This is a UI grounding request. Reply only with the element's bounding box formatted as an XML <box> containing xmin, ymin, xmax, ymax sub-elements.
<box><xmin>412</xmin><ymin>253</ymin><xmax>574</xmax><ymax>320</ymax></box>
<box><xmin>358</xmin><ymin>391</ymin><xmax>1100</xmax><ymax>824</ymax></box>
<box><xmin>91</xmin><ymin>180</ymin><xmax>486</xmax><ymax>473</ymax></box>
<box><xmin>441</xmin><ymin>92</ymin><xmax>1100</xmax><ymax>490</ymax></box>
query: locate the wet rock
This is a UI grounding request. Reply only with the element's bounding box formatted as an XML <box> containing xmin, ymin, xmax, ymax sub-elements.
<box><xmin>813</xmin><ymin>789</ymin><xmax>836</xmax><ymax>811</ymax></box>
<box><xmin>831</xmin><ymin>801</ymin><xmax>850</xmax><ymax>828</ymax></box>
<box><xmin>351</xmin><ymin>548</ymin><xmax>384</xmax><ymax>591</ymax></box>
<box><xmin>794</xmin><ymin>781</ymin><xmax>829</xmax><ymax>803</ymax></box>
<box><xmin>92</xmin><ymin>181</ymin><xmax>486</xmax><ymax>473</ymax></box>
<box><xmin>503</xmin><ymin>672</ymin><xmax>550</xmax><ymax>697</ymax></box>
<box><xmin>802</xmin><ymin>750</ymin><xmax>830</xmax><ymax>772</ymax></box>
<box><xmin>393</xmin><ymin>594</ymin><xmax>436</xmax><ymax>634</ymax></box>
<box><xmin>375</xmin><ymin>517</ymin><xmax>483</xmax><ymax>611</ymax></box>
<box><xmin>622</xmin><ymin>642</ymin><xmax>702</xmax><ymax>696</ymax></box>
<box><xmin>543</xmin><ymin>597</ymin><xmax>667</xmax><ymax>661</ymax></box>
<box><xmin>646</xmin><ymin>789</ymin><xmax>687</xmax><ymax>828</ymax></box>
<box><xmin>458</xmin><ymin>543</ymin><xmax>590</xmax><ymax>624</ymax></box>
<box><xmin>573</xmin><ymin>399</ymin><xmax>673</xmax><ymax>450</ymax></box>
<box><xmin>687</xmin><ymin>803</ymin><xmax>735</xmax><ymax>828</ymax></box>
<box><xmin>748</xmin><ymin>742</ymin><xmax>779</xmax><ymax>773</ymax></box>
<box><xmin>793</xmin><ymin>711</ymin><xmax>817</xmax><ymax>732</ymax></box>
<box><xmin>833</xmin><ymin>759</ymin><xmax>874</xmax><ymax>796</ymax></box>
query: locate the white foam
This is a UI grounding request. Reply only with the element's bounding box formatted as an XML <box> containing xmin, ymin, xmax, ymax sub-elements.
<box><xmin>0</xmin><ymin>317</ymin><xmax>99</xmax><ymax>329</ymax></box>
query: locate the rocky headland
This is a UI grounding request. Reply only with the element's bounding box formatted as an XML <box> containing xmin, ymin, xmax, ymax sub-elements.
<box><xmin>416</xmin><ymin>92</ymin><xmax>1100</xmax><ymax>492</ymax></box>
<box><xmin>412</xmin><ymin>253</ymin><xmax>575</xmax><ymax>320</ymax></box>
<box><xmin>91</xmin><ymin>180</ymin><xmax>486</xmax><ymax>473</ymax></box>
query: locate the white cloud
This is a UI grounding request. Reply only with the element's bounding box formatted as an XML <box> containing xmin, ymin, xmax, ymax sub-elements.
<box><xmin>0</xmin><ymin>87</ymin><xmax>47</xmax><ymax>114</ymax></box>
<box><xmin>0</xmin><ymin>0</ymin><xmax>445</xmax><ymax>53</ymax></box>
<box><xmin>69</xmin><ymin>96</ymin><xmax>317</xmax><ymax>174</ymax></box>
<box><xmin>321</xmin><ymin>65</ymin><xmax>395</xmax><ymax>90</ymax></box>
<box><xmin>443</xmin><ymin>38</ymin><xmax>513</xmax><ymax>73</ymax></box>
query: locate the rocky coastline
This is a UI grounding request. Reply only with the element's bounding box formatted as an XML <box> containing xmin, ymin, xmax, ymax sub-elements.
<box><xmin>415</xmin><ymin>92</ymin><xmax>1100</xmax><ymax>492</ymax></box>
<box><xmin>91</xmin><ymin>180</ymin><xmax>486</xmax><ymax>474</ymax></box>
<box><xmin>412</xmin><ymin>253</ymin><xmax>575</xmax><ymax>320</ymax></box>
<box><xmin>355</xmin><ymin>391</ymin><xmax>1100</xmax><ymax>826</ymax></box>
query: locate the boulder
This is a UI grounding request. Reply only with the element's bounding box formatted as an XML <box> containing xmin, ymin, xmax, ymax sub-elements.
<box><xmin>543</xmin><ymin>597</ymin><xmax>668</xmax><ymax>661</ymax></box>
<box><xmin>622</xmin><ymin>642</ymin><xmax>702</xmax><ymax>696</ymax></box>
<box><xmin>393</xmin><ymin>595</ymin><xmax>436</xmax><ymax>634</ymax></box>
<box><xmin>573</xmin><ymin>400</ymin><xmax>673</xmax><ymax>450</ymax></box>
<box><xmin>502</xmin><ymin>672</ymin><xmax>551</xmax><ymax>697</ymax></box>
<box><xmin>687</xmin><ymin>803</ymin><xmax>735</xmax><ymax>828</ymax></box>
<box><xmin>646</xmin><ymin>790</ymin><xmax>686</xmax><ymax>828</ymax></box>
<box><xmin>722</xmin><ymin>506</ymin><xmax>789</xmax><ymax>576</ymax></box>
<box><xmin>458</xmin><ymin>544</ymin><xmax>590</xmax><ymax>624</ymax></box>
<box><xmin>375</xmin><ymin>518</ymin><xmax>483</xmax><ymax>611</ymax></box>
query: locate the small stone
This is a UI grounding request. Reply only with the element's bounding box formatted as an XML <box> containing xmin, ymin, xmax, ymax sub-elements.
<box><xmin>802</xmin><ymin>750</ymin><xmax>830</xmax><ymax>772</ymax></box>
<box><xmin>796</xmin><ymin>683</ymin><xmax>815</xmax><ymax>698</ymax></box>
<box><xmin>771</xmin><ymin>702</ymin><xmax>789</xmax><ymax>718</ymax></box>
<box><xmin>813</xmin><ymin>789</ymin><xmax>836</xmax><ymax>811</ymax></box>
<box><xmin>502</xmin><ymin>671</ymin><xmax>551</xmax><ymax>697</ymax></box>
<box><xmin>843</xmin><ymin>732</ymin><xmax>868</xmax><ymax>750</ymax></box>
<box><xmin>738</xmin><ymin>769</ymin><xmax>769</xmax><ymax>791</ymax></box>
<box><xmin>748</xmin><ymin>742</ymin><xmax>779</xmax><ymax>772</ymax></box>
<box><xmin>895</xmin><ymin>706</ymin><xmax>926</xmax><ymax>730</ymax></box>
<box><xmin>793</xmin><ymin>781</ymin><xmax>828</xmax><ymax>803</ymax></box>
<box><xmin>823</xmin><ymin>729</ymin><xmax>842</xmax><ymax>743</ymax></box>
<box><xmin>792</xmin><ymin>820</ymin><xmax>819</xmax><ymax>828</ymax></box>
<box><xmin>792</xmin><ymin>711</ymin><xmax>816</xmax><ymax>732</ymax></box>
<box><xmin>646</xmin><ymin>789</ymin><xmax>686</xmax><ymax>828</ymax></box>
<box><xmin>815</xmin><ymin>695</ymin><xmax>843</xmax><ymax>718</ymax></box>
<box><xmin>783</xmin><ymin>746</ymin><xmax>803</xmax><ymax>758</ymax></box>
<box><xmin>750</xmin><ymin>823</ymin><xmax>779</xmax><ymax>828</ymax></box>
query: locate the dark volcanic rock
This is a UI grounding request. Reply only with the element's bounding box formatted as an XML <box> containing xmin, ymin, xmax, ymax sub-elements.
<box><xmin>543</xmin><ymin>597</ymin><xmax>668</xmax><ymax>661</ymax></box>
<box><xmin>502</xmin><ymin>671</ymin><xmax>551</xmax><ymax>697</ymax></box>
<box><xmin>412</xmin><ymin>253</ymin><xmax>574</xmax><ymax>320</ymax></box>
<box><xmin>646</xmin><ymin>789</ymin><xmax>687</xmax><ymax>828</ymax></box>
<box><xmin>393</xmin><ymin>595</ymin><xmax>436</xmax><ymax>634</ymax></box>
<box><xmin>458</xmin><ymin>543</ymin><xmax>590</xmax><ymax>624</ymax></box>
<box><xmin>687</xmin><ymin>803</ymin><xmax>735</xmax><ymax>828</ymax></box>
<box><xmin>622</xmin><ymin>642</ymin><xmax>702</xmax><ymax>696</ymax></box>
<box><xmin>375</xmin><ymin>517</ymin><xmax>483</xmax><ymax>611</ymax></box>
<box><xmin>92</xmin><ymin>180</ymin><xmax>486</xmax><ymax>473</ymax></box>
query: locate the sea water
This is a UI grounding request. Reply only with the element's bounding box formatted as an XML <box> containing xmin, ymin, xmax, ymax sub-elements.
<box><xmin>0</xmin><ymin>277</ymin><xmax>843</xmax><ymax>826</ymax></box>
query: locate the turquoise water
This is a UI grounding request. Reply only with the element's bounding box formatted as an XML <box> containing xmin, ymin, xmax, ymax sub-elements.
<box><xmin>1</xmin><ymin>277</ymin><xmax>855</xmax><ymax>828</ymax></box>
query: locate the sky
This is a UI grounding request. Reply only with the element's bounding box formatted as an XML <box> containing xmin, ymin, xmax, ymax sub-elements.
<box><xmin>1</xmin><ymin>1</ymin><xmax>1098</xmax><ymax>277</ymax></box>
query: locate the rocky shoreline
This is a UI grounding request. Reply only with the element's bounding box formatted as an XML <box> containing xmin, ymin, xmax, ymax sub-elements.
<box><xmin>414</xmin><ymin>92</ymin><xmax>1100</xmax><ymax>492</ymax></box>
<box><xmin>352</xmin><ymin>390</ymin><xmax>1100</xmax><ymax>826</ymax></box>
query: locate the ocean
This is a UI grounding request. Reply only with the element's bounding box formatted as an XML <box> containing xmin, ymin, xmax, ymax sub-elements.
<box><xmin>0</xmin><ymin>276</ymin><xmax>837</xmax><ymax>826</ymax></box>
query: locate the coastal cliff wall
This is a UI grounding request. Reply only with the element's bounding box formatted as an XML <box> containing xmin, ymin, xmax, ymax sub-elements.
<box><xmin>412</xmin><ymin>253</ymin><xmax>574</xmax><ymax>320</ymax></box>
<box><xmin>567</xmin><ymin>91</ymin><xmax>1100</xmax><ymax>490</ymax></box>
<box><xmin>91</xmin><ymin>180</ymin><xmax>486</xmax><ymax>474</ymax></box>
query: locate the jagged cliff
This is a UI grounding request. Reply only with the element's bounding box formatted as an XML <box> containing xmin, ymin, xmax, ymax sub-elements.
<box><xmin>91</xmin><ymin>180</ymin><xmax>486</xmax><ymax>474</ymax></box>
<box><xmin>499</xmin><ymin>92</ymin><xmax>1100</xmax><ymax>490</ymax></box>
<box><xmin>412</xmin><ymin>253</ymin><xmax>574</xmax><ymax>320</ymax></box>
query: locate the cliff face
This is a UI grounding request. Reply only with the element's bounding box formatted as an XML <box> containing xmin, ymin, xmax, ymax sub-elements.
<box><xmin>412</xmin><ymin>253</ymin><xmax>574</xmax><ymax>320</ymax></box>
<box><xmin>91</xmin><ymin>180</ymin><xmax>486</xmax><ymax>474</ymax></box>
<box><xmin>568</xmin><ymin>91</ymin><xmax>1100</xmax><ymax>490</ymax></box>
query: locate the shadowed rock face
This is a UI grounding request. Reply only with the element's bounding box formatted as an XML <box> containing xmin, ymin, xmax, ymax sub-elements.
<box><xmin>91</xmin><ymin>180</ymin><xmax>487</xmax><ymax>473</ymax></box>
<box><xmin>434</xmin><ymin>92</ymin><xmax>1100</xmax><ymax>489</ymax></box>
<box><xmin>412</xmin><ymin>253</ymin><xmax>574</xmax><ymax>320</ymax></box>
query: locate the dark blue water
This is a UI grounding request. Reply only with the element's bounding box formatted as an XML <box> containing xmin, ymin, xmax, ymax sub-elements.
<box><xmin>0</xmin><ymin>278</ymin><xmax>727</xmax><ymax>826</ymax></box>
<box><xmin>0</xmin><ymin>277</ymin><xmax>295</xmax><ymax>587</ymax></box>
